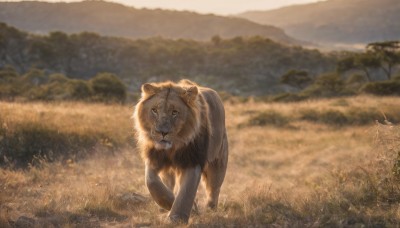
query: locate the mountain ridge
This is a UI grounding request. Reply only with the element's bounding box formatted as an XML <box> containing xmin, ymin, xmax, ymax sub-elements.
<box><xmin>238</xmin><ymin>0</ymin><xmax>400</xmax><ymax>45</ymax></box>
<box><xmin>0</xmin><ymin>1</ymin><xmax>300</xmax><ymax>44</ymax></box>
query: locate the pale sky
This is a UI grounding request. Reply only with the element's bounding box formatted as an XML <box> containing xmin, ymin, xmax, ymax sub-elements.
<box><xmin>5</xmin><ymin>0</ymin><xmax>323</xmax><ymax>15</ymax></box>
<box><xmin>116</xmin><ymin>0</ymin><xmax>322</xmax><ymax>15</ymax></box>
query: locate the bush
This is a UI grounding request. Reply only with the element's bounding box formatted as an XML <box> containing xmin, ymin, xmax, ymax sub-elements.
<box><xmin>67</xmin><ymin>79</ymin><xmax>91</xmax><ymax>100</ymax></box>
<box><xmin>298</xmin><ymin>109</ymin><xmax>320</xmax><ymax>122</ymax></box>
<box><xmin>246</xmin><ymin>111</ymin><xmax>290</xmax><ymax>127</ymax></box>
<box><xmin>299</xmin><ymin>108</ymin><xmax>397</xmax><ymax>126</ymax></box>
<box><xmin>361</xmin><ymin>81</ymin><xmax>400</xmax><ymax>96</ymax></box>
<box><xmin>0</xmin><ymin>122</ymin><xmax>98</xmax><ymax>167</ymax></box>
<box><xmin>48</xmin><ymin>73</ymin><xmax>69</xmax><ymax>83</ymax></box>
<box><xmin>0</xmin><ymin>65</ymin><xmax>18</xmax><ymax>83</ymax></box>
<box><xmin>346</xmin><ymin>108</ymin><xmax>380</xmax><ymax>125</ymax></box>
<box><xmin>270</xmin><ymin>93</ymin><xmax>308</xmax><ymax>103</ymax></box>
<box><xmin>299</xmin><ymin>109</ymin><xmax>348</xmax><ymax>126</ymax></box>
<box><xmin>22</xmin><ymin>69</ymin><xmax>48</xmax><ymax>86</ymax></box>
<box><xmin>319</xmin><ymin>110</ymin><xmax>348</xmax><ymax>126</ymax></box>
<box><xmin>90</xmin><ymin>73</ymin><xmax>127</xmax><ymax>103</ymax></box>
<box><xmin>346</xmin><ymin>73</ymin><xmax>368</xmax><ymax>85</ymax></box>
<box><xmin>280</xmin><ymin>69</ymin><xmax>313</xmax><ymax>89</ymax></box>
<box><xmin>301</xmin><ymin>73</ymin><xmax>345</xmax><ymax>98</ymax></box>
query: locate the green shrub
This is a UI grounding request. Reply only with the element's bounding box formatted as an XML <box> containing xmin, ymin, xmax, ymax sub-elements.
<box><xmin>247</xmin><ymin>111</ymin><xmax>290</xmax><ymax>127</ymax></box>
<box><xmin>346</xmin><ymin>73</ymin><xmax>368</xmax><ymax>85</ymax></box>
<box><xmin>346</xmin><ymin>108</ymin><xmax>380</xmax><ymax>125</ymax></box>
<box><xmin>67</xmin><ymin>79</ymin><xmax>91</xmax><ymax>100</ymax></box>
<box><xmin>392</xmin><ymin>75</ymin><xmax>400</xmax><ymax>81</ymax></box>
<box><xmin>330</xmin><ymin>99</ymin><xmax>350</xmax><ymax>107</ymax></box>
<box><xmin>89</xmin><ymin>73</ymin><xmax>127</xmax><ymax>103</ymax></box>
<box><xmin>319</xmin><ymin>110</ymin><xmax>348</xmax><ymax>126</ymax></box>
<box><xmin>48</xmin><ymin>73</ymin><xmax>69</xmax><ymax>83</ymax></box>
<box><xmin>300</xmin><ymin>109</ymin><xmax>348</xmax><ymax>126</ymax></box>
<box><xmin>0</xmin><ymin>65</ymin><xmax>18</xmax><ymax>83</ymax></box>
<box><xmin>299</xmin><ymin>109</ymin><xmax>320</xmax><ymax>122</ymax></box>
<box><xmin>301</xmin><ymin>73</ymin><xmax>345</xmax><ymax>98</ymax></box>
<box><xmin>299</xmin><ymin>108</ymin><xmax>395</xmax><ymax>126</ymax></box>
<box><xmin>280</xmin><ymin>69</ymin><xmax>313</xmax><ymax>89</ymax></box>
<box><xmin>22</xmin><ymin>69</ymin><xmax>48</xmax><ymax>86</ymax></box>
<box><xmin>270</xmin><ymin>93</ymin><xmax>308</xmax><ymax>103</ymax></box>
<box><xmin>361</xmin><ymin>81</ymin><xmax>400</xmax><ymax>96</ymax></box>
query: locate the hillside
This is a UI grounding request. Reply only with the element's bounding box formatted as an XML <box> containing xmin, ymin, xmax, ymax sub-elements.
<box><xmin>0</xmin><ymin>23</ymin><xmax>336</xmax><ymax>96</ymax></box>
<box><xmin>238</xmin><ymin>0</ymin><xmax>400</xmax><ymax>45</ymax></box>
<box><xmin>0</xmin><ymin>1</ymin><xmax>299</xmax><ymax>44</ymax></box>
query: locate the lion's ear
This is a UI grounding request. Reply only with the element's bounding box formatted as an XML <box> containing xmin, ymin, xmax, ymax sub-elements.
<box><xmin>182</xmin><ymin>86</ymin><xmax>198</xmax><ymax>103</ymax></box>
<box><xmin>141</xmin><ymin>83</ymin><xmax>159</xmax><ymax>96</ymax></box>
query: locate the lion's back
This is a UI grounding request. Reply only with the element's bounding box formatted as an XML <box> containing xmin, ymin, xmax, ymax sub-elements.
<box><xmin>199</xmin><ymin>87</ymin><xmax>227</xmax><ymax>162</ymax></box>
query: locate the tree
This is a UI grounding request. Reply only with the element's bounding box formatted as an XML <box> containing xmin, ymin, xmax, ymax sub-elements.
<box><xmin>280</xmin><ymin>70</ymin><xmax>313</xmax><ymax>89</ymax></box>
<box><xmin>367</xmin><ymin>41</ymin><xmax>400</xmax><ymax>80</ymax></box>
<box><xmin>337</xmin><ymin>52</ymin><xmax>380</xmax><ymax>82</ymax></box>
<box><xmin>211</xmin><ymin>35</ymin><xmax>221</xmax><ymax>46</ymax></box>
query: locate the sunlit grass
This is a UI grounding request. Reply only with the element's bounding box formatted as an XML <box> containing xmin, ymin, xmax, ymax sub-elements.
<box><xmin>1</xmin><ymin>96</ymin><xmax>400</xmax><ymax>226</ymax></box>
<box><xmin>0</xmin><ymin>101</ymin><xmax>135</xmax><ymax>167</ymax></box>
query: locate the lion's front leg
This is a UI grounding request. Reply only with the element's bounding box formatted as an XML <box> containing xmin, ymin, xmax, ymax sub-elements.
<box><xmin>145</xmin><ymin>163</ymin><xmax>175</xmax><ymax>210</ymax></box>
<box><xmin>168</xmin><ymin>165</ymin><xmax>202</xmax><ymax>224</ymax></box>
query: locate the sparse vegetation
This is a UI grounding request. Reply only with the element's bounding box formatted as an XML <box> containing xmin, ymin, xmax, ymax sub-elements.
<box><xmin>0</xmin><ymin>67</ymin><xmax>128</xmax><ymax>103</ymax></box>
<box><xmin>278</xmin><ymin>40</ymin><xmax>400</xmax><ymax>101</ymax></box>
<box><xmin>361</xmin><ymin>80</ymin><xmax>400</xmax><ymax>96</ymax></box>
<box><xmin>1</xmin><ymin>96</ymin><xmax>400</xmax><ymax>226</ymax></box>
<box><xmin>246</xmin><ymin>111</ymin><xmax>290</xmax><ymax>127</ymax></box>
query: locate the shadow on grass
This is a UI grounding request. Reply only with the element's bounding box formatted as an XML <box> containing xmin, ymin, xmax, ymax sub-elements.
<box><xmin>0</xmin><ymin>121</ymin><xmax>130</xmax><ymax>169</ymax></box>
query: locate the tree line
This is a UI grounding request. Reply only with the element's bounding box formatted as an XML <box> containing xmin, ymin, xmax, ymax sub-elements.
<box><xmin>277</xmin><ymin>41</ymin><xmax>400</xmax><ymax>101</ymax></box>
<box><xmin>0</xmin><ymin>22</ymin><xmax>335</xmax><ymax>96</ymax></box>
<box><xmin>1</xmin><ymin>22</ymin><xmax>399</xmax><ymax>102</ymax></box>
<box><xmin>0</xmin><ymin>67</ymin><xmax>127</xmax><ymax>103</ymax></box>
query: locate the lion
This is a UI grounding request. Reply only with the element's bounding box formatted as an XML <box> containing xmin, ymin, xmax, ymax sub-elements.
<box><xmin>133</xmin><ymin>79</ymin><xmax>228</xmax><ymax>223</ymax></box>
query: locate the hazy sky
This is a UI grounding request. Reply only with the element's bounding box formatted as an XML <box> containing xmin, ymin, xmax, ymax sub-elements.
<box><xmin>5</xmin><ymin>0</ymin><xmax>323</xmax><ymax>15</ymax></box>
<box><xmin>116</xmin><ymin>0</ymin><xmax>322</xmax><ymax>15</ymax></box>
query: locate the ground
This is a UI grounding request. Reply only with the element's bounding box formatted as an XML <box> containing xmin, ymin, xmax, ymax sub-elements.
<box><xmin>1</xmin><ymin>96</ymin><xmax>400</xmax><ymax>227</ymax></box>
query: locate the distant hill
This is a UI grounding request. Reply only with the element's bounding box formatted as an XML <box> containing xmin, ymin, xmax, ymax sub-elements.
<box><xmin>0</xmin><ymin>1</ymin><xmax>300</xmax><ymax>44</ymax></box>
<box><xmin>238</xmin><ymin>0</ymin><xmax>400</xmax><ymax>45</ymax></box>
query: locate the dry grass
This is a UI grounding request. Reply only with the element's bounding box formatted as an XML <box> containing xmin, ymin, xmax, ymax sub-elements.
<box><xmin>1</xmin><ymin>96</ymin><xmax>400</xmax><ymax>227</ymax></box>
<box><xmin>0</xmin><ymin>101</ymin><xmax>134</xmax><ymax>167</ymax></box>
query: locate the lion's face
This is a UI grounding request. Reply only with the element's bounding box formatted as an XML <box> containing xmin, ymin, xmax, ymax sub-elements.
<box><xmin>135</xmin><ymin>82</ymin><xmax>200</xmax><ymax>151</ymax></box>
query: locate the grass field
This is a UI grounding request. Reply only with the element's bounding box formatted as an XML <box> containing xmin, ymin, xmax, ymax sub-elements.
<box><xmin>1</xmin><ymin>96</ymin><xmax>400</xmax><ymax>227</ymax></box>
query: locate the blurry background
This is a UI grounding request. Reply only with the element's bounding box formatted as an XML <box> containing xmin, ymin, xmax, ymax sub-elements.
<box><xmin>0</xmin><ymin>0</ymin><xmax>399</xmax><ymax>101</ymax></box>
<box><xmin>1</xmin><ymin>1</ymin><xmax>400</xmax><ymax>227</ymax></box>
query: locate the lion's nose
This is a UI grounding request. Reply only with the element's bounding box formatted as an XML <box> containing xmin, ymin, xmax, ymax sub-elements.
<box><xmin>155</xmin><ymin>127</ymin><xmax>169</xmax><ymax>137</ymax></box>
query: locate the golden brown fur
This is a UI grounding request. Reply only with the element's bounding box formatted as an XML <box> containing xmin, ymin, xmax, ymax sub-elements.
<box><xmin>133</xmin><ymin>80</ymin><xmax>228</xmax><ymax>223</ymax></box>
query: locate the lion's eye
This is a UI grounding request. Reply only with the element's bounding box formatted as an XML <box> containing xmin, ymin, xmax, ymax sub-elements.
<box><xmin>151</xmin><ymin>108</ymin><xmax>158</xmax><ymax>115</ymax></box>
<box><xmin>172</xmin><ymin>110</ymin><xmax>179</xmax><ymax>116</ymax></box>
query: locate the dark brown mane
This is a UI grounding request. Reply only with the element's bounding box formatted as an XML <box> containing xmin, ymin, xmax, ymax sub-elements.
<box><xmin>146</xmin><ymin>124</ymin><xmax>209</xmax><ymax>170</ymax></box>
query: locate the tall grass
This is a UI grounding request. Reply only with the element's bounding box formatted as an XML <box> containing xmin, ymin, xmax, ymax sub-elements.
<box><xmin>0</xmin><ymin>101</ymin><xmax>134</xmax><ymax>167</ymax></box>
<box><xmin>1</xmin><ymin>96</ymin><xmax>400</xmax><ymax>226</ymax></box>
